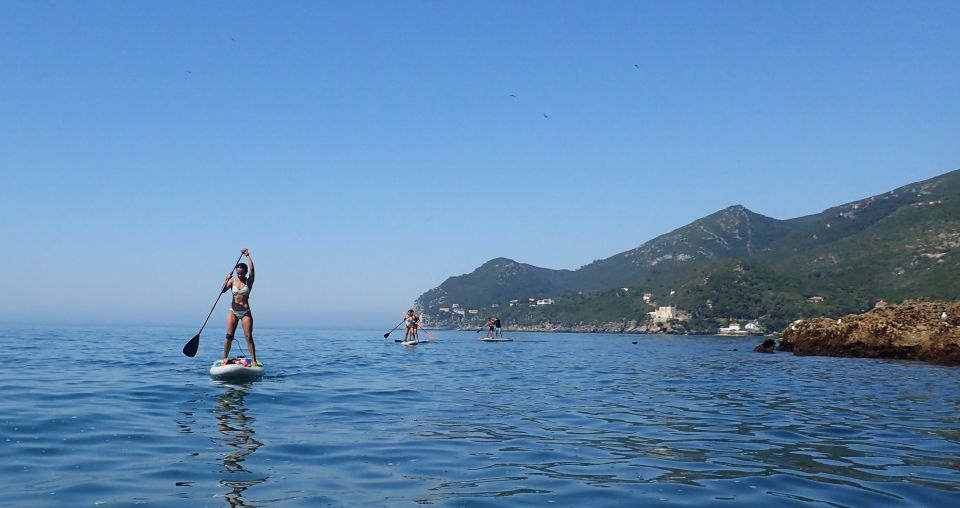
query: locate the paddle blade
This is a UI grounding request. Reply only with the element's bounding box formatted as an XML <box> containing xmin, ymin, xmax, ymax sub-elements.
<box><xmin>182</xmin><ymin>334</ymin><xmax>200</xmax><ymax>357</ymax></box>
<box><xmin>383</xmin><ymin>331</ymin><xmax>391</xmax><ymax>338</ymax></box>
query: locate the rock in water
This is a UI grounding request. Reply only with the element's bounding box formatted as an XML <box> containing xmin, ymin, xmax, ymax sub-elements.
<box><xmin>753</xmin><ymin>339</ymin><xmax>776</xmax><ymax>354</ymax></box>
<box><xmin>778</xmin><ymin>299</ymin><xmax>960</xmax><ymax>365</ymax></box>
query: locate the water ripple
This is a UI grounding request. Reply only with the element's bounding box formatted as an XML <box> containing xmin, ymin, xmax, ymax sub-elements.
<box><xmin>1</xmin><ymin>327</ymin><xmax>958</xmax><ymax>506</ymax></box>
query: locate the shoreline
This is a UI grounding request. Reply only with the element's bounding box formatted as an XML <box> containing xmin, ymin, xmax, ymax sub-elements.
<box><xmin>422</xmin><ymin>326</ymin><xmax>768</xmax><ymax>337</ymax></box>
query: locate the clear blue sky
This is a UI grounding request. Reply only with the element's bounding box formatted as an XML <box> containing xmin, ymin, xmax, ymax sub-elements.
<box><xmin>1</xmin><ymin>1</ymin><xmax>958</xmax><ymax>328</ymax></box>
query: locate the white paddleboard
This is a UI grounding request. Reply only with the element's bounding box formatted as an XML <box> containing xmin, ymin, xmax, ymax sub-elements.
<box><xmin>480</xmin><ymin>337</ymin><xmax>513</xmax><ymax>342</ymax></box>
<box><xmin>209</xmin><ymin>358</ymin><xmax>264</xmax><ymax>381</ymax></box>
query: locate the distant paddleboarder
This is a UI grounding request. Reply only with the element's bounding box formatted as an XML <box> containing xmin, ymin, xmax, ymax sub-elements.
<box><xmin>403</xmin><ymin>309</ymin><xmax>420</xmax><ymax>342</ymax></box>
<box><xmin>222</xmin><ymin>248</ymin><xmax>258</xmax><ymax>364</ymax></box>
<box><xmin>485</xmin><ymin>316</ymin><xmax>497</xmax><ymax>339</ymax></box>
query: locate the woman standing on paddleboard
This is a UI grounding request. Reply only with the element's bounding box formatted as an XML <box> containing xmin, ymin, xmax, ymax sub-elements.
<box><xmin>485</xmin><ymin>316</ymin><xmax>496</xmax><ymax>339</ymax></box>
<box><xmin>222</xmin><ymin>248</ymin><xmax>258</xmax><ymax>365</ymax></box>
<box><xmin>403</xmin><ymin>309</ymin><xmax>420</xmax><ymax>342</ymax></box>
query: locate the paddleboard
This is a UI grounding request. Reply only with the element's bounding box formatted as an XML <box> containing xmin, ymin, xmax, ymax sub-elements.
<box><xmin>400</xmin><ymin>339</ymin><xmax>425</xmax><ymax>346</ymax></box>
<box><xmin>480</xmin><ymin>337</ymin><xmax>513</xmax><ymax>342</ymax></box>
<box><xmin>210</xmin><ymin>358</ymin><xmax>264</xmax><ymax>381</ymax></box>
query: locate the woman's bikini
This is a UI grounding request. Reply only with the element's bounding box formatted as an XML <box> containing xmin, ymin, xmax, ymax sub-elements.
<box><xmin>405</xmin><ymin>315</ymin><xmax>419</xmax><ymax>329</ymax></box>
<box><xmin>231</xmin><ymin>280</ymin><xmax>251</xmax><ymax>318</ymax></box>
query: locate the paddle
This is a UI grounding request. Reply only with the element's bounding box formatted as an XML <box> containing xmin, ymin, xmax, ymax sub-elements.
<box><xmin>477</xmin><ymin>321</ymin><xmax>493</xmax><ymax>337</ymax></box>
<box><xmin>383</xmin><ymin>320</ymin><xmax>405</xmax><ymax>339</ymax></box>
<box><xmin>182</xmin><ymin>253</ymin><xmax>244</xmax><ymax>357</ymax></box>
<box><xmin>410</xmin><ymin>317</ymin><xmax>432</xmax><ymax>340</ymax></box>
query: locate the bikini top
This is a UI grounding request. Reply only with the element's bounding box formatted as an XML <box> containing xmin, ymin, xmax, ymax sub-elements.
<box><xmin>232</xmin><ymin>282</ymin><xmax>250</xmax><ymax>297</ymax></box>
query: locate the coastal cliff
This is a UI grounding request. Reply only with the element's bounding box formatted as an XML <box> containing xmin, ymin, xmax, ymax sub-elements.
<box><xmin>778</xmin><ymin>300</ymin><xmax>960</xmax><ymax>365</ymax></box>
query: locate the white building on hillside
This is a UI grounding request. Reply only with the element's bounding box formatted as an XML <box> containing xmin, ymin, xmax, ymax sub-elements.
<box><xmin>718</xmin><ymin>322</ymin><xmax>748</xmax><ymax>335</ymax></box>
<box><xmin>649</xmin><ymin>306</ymin><xmax>675</xmax><ymax>323</ymax></box>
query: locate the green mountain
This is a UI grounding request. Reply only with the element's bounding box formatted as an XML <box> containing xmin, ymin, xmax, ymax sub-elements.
<box><xmin>416</xmin><ymin>169</ymin><xmax>960</xmax><ymax>332</ymax></box>
<box><xmin>563</xmin><ymin>204</ymin><xmax>797</xmax><ymax>291</ymax></box>
<box><xmin>416</xmin><ymin>258</ymin><xmax>571</xmax><ymax>311</ymax></box>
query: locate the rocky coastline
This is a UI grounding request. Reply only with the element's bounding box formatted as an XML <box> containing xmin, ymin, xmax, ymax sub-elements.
<box><xmin>426</xmin><ymin>299</ymin><xmax>960</xmax><ymax>366</ymax></box>
<box><xmin>493</xmin><ymin>321</ymin><xmax>670</xmax><ymax>334</ymax></box>
<box><xmin>439</xmin><ymin>322</ymin><xmax>743</xmax><ymax>335</ymax></box>
<box><xmin>778</xmin><ymin>299</ymin><xmax>960</xmax><ymax>366</ymax></box>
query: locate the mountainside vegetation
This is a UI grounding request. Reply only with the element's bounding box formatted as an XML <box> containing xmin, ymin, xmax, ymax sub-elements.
<box><xmin>415</xmin><ymin>169</ymin><xmax>960</xmax><ymax>333</ymax></box>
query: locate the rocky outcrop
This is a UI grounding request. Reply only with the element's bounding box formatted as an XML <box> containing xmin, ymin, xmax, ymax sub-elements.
<box><xmin>753</xmin><ymin>339</ymin><xmax>776</xmax><ymax>353</ymax></box>
<box><xmin>778</xmin><ymin>300</ymin><xmax>960</xmax><ymax>365</ymax></box>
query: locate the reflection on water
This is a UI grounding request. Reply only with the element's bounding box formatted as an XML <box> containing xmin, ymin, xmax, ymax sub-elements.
<box><xmin>215</xmin><ymin>385</ymin><xmax>267</xmax><ymax>507</ymax></box>
<box><xmin>3</xmin><ymin>326</ymin><xmax>958</xmax><ymax>506</ymax></box>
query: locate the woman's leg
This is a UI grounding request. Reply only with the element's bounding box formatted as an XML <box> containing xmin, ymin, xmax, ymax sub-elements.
<box><xmin>224</xmin><ymin>311</ymin><xmax>239</xmax><ymax>359</ymax></box>
<box><xmin>241</xmin><ymin>314</ymin><xmax>256</xmax><ymax>362</ymax></box>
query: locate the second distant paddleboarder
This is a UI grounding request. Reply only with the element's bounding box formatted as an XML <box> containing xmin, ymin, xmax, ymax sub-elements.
<box><xmin>222</xmin><ymin>248</ymin><xmax>258</xmax><ymax>365</ymax></box>
<box><xmin>484</xmin><ymin>316</ymin><xmax>497</xmax><ymax>339</ymax></box>
<box><xmin>403</xmin><ymin>309</ymin><xmax>420</xmax><ymax>342</ymax></box>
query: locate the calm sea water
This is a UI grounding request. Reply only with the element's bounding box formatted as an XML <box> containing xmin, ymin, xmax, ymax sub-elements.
<box><xmin>2</xmin><ymin>326</ymin><xmax>959</xmax><ymax>507</ymax></box>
